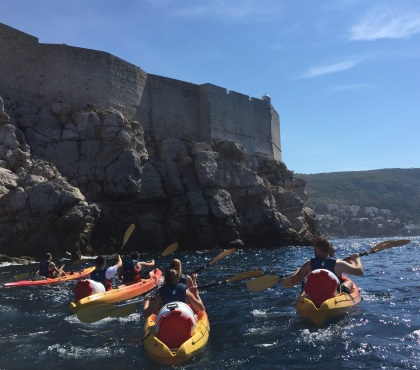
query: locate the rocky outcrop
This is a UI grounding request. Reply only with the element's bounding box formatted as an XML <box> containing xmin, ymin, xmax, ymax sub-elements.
<box><xmin>0</xmin><ymin>97</ymin><xmax>316</xmax><ymax>258</ymax></box>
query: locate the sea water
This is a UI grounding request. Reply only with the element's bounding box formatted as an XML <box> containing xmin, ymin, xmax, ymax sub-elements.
<box><xmin>1</xmin><ymin>236</ymin><xmax>419</xmax><ymax>369</ymax></box>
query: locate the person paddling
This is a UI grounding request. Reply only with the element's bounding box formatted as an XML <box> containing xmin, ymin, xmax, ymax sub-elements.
<box><xmin>36</xmin><ymin>253</ymin><xmax>66</xmax><ymax>278</ymax></box>
<box><xmin>143</xmin><ymin>268</ymin><xmax>204</xmax><ymax>318</ymax></box>
<box><xmin>119</xmin><ymin>251</ymin><xmax>155</xmax><ymax>283</ymax></box>
<box><xmin>90</xmin><ymin>255</ymin><xmax>122</xmax><ymax>291</ymax></box>
<box><xmin>169</xmin><ymin>258</ymin><xmax>193</xmax><ymax>288</ymax></box>
<box><xmin>288</xmin><ymin>237</ymin><xmax>363</xmax><ymax>293</ymax></box>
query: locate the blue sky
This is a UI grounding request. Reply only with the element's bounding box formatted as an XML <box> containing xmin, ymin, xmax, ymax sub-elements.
<box><xmin>2</xmin><ymin>0</ymin><xmax>420</xmax><ymax>174</ymax></box>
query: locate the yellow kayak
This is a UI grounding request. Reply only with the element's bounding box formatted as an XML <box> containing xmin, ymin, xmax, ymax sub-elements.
<box><xmin>142</xmin><ymin>302</ymin><xmax>210</xmax><ymax>366</ymax></box>
<box><xmin>296</xmin><ymin>271</ymin><xmax>361</xmax><ymax>326</ymax></box>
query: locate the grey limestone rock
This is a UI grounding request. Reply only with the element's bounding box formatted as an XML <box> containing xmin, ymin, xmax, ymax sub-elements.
<box><xmin>0</xmin><ymin>98</ymin><xmax>317</xmax><ymax>257</ymax></box>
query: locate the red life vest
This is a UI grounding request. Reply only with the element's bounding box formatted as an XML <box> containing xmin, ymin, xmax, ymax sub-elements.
<box><xmin>304</xmin><ymin>269</ymin><xmax>340</xmax><ymax>307</ymax></box>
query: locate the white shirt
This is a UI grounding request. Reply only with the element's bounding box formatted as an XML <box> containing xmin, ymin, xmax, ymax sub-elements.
<box><xmin>105</xmin><ymin>264</ymin><xmax>118</xmax><ymax>280</ymax></box>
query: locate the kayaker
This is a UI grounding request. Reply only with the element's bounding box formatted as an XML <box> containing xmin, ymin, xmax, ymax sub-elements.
<box><xmin>142</xmin><ymin>268</ymin><xmax>204</xmax><ymax>317</ymax></box>
<box><xmin>288</xmin><ymin>236</ymin><xmax>363</xmax><ymax>293</ymax></box>
<box><xmin>90</xmin><ymin>254</ymin><xmax>122</xmax><ymax>291</ymax></box>
<box><xmin>36</xmin><ymin>253</ymin><xmax>66</xmax><ymax>278</ymax></box>
<box><xmin>119</xmin><ymin>251</ymin><xmax>155</xmax><ymax>283</ymax></box>
<box><xmin>169</xmin><ymin>258</ymin><xmax>193</xmax><ymax>288</ymax></box>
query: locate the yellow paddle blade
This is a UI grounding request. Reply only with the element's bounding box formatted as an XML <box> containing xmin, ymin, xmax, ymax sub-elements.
<box><xmin>246</xmin><ymin>275</ymin><xmax>280</xmax><ymax>292</ymax></box>
<box><xmin>72</xmin><ymin>258</ymin><xmax>90</xmax><ymax>265</ymax></box>
<box><xmin>209</xmin><ymin>248</ymin><xmax>236</xmax><ymax>266</ymax></box>
<box><xmin>162</xmin><ymin>242</ymin><xmax>178</xmax><ymax>257</ymax></box>
<box><xmin>226</xmin><ymin>270</ymin><xmax>262</xmax><ymax>283</ymax></box>
<box><xmin>370</xmin><ymin>239</ymin><xmax>411</xmax><ymax>253</ymax></box>
<box><xmin>13</xmin><ymin>272</ymin><xmax>30</xmax><ymax>280</ymax></box>
<box><xmin>77</xmin><ymin>303</ymin><xmax>137</xmax><ymax>324</ymax></box>
<box><xmin>122</xmin><ymin>224</ymin><xmax>135</xmax><ymax>246</ymax></box>
<box><xmin>109</xmin><ymin>303</ymin><xmax>138</xmax><ymax>318</ymax></box>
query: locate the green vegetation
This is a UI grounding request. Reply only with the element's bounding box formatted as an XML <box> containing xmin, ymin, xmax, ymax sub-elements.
<box><xmin>298</xmin><ymin>168</ymin><xmax>420</xmax><ymax>237</ymax></box>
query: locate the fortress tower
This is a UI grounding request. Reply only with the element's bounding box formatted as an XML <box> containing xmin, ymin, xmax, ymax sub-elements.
<box><xmin>0</xmin><ymin>22</ymin><xmax>281</xmax><ymax>161</ymax></box>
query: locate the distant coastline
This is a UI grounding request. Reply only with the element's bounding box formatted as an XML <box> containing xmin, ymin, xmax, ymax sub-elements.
<box><xmin>299</xmin><ymin>168</ymin><xmax>420</xmax><ymax>238</ymax></box>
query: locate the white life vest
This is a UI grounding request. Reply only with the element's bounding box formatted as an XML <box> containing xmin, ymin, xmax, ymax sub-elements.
<box><xmin>73</xmin><ymin>278</ymin><xmax>105</xmax><ymax>301</ymax></box>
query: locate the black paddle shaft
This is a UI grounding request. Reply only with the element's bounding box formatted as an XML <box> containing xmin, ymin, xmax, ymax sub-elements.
<box><xmin>344</xmin><ymin>250</ymin><xmax>375</xmax><ymax>260</ymax></box>
<box><xmin>197</xmin><ymin>280</ymin><xmax>226</xmax><ymax>289</ymax></box>
<box><xmin>192</xmin><ymin>263</ymin><xmax>210</xmax><ymax>274</ymax></box>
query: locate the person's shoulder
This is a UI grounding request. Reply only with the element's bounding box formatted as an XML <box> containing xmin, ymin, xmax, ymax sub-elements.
<box><xmin>335</xmin><ymin>259</ymin><xmax>349</xmax><ymax>266</ymax></box>
<box><xmin>302</xmin><ymin>259</ymin><xmax>311</xmax><ymax>268</ymax></box>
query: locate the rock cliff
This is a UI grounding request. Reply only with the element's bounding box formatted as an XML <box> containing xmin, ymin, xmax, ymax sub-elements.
<box><xmin>0</xmin><ymin>97</ymin><xmax>317</xmax><ymax>258</ymax></box>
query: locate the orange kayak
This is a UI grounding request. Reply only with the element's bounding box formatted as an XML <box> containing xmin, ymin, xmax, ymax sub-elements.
<box><xmin>69</xmin><ymin>268</ymin><xmax>162</xmax><ymax>313</ymax></box>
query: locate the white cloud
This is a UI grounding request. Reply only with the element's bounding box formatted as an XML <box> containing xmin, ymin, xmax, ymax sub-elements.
<box><xmin>350</xmin><ymin>9</ymin><xmax>420</xmax><ymax>41</ymax></box>
<box><xmin>297</xmin><ymin>59</ymin><xmax>361</xmax><ymax>79</ymax></box>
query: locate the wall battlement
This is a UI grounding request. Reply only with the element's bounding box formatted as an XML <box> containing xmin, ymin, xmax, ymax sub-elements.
<box><xmin>0</xmin><ymin>22</ymin><xmax>281</xmax><ymax>160</ymax></box>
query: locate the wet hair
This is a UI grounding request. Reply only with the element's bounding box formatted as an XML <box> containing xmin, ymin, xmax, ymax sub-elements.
<box><xmin>45</xmin><ymin>253</ymin><xmax>52</xmax><ymax>260</ymax></box>
<box><xmin>95</xmin><ymin>255</ymin><xmax>106</xmax><ymax>266</ymax></box>
<box><xmin>130</xmin><ymin>251</ymin><xmax>140</xmax><ymax>260</ymax></box>
<box><xmin>314</xmin><ymin>237</ymin><xmax>332</xmax><ymax>254</ymax></box>
<box><xmin>165</xmin><ymin>268</ymin><xmax>180</xmax><ymax>285</ymax></box>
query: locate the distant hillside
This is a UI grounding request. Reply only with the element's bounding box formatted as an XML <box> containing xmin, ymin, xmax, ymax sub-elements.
<box><xmin>298</xmin><ymin>168</ymin><xmax>420</xmax><ymax>238</ymax></box>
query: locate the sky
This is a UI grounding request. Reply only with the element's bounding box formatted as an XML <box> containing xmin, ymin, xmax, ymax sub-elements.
<box><xmin>1</xmin><ymin>0</ymin><xmax>420</xmax><ymax>174</ymax></box>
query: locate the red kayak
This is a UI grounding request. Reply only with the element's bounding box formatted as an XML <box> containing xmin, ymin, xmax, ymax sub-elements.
<box><xmin>4</xmin><ymin>267</ymin><xmax>95</xmax><ymax>288</ymax></box>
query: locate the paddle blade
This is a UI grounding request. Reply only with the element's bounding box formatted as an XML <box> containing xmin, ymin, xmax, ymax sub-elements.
<box><xmin>209</xmin><ymin>248</ymin><xmax>236</xmax><ymax>266</ymax></box>
<box><xmin>109</xmin><ymin>303</ymin><xmax>138</xmax><ymax>318</ymax></box>
<box><xmin>162</xmin><ymin>242</ymin><xmax>178</xmax><ymax>257</ymax></box>
<box><xmin>226</xmin><ymin>270</ymin><xmax>262</xmax><ymax>283</ymax></box>
<box><xmin>370</xmin><ymin>239</ymin><xmax>411</xmax><ymax>253</ymax></box>
<box><xmin>246</xmin><ymin>275</ymin><xmax>280</xmax><ymax>292</ymax></box>
<box><xmin>13</xmin><ymin>272</ymin><xmax>30</xmax><ymax>280</ymax></box>
<box><xmin>198</xmin><ymin>270</ymin><xmax>263</xmax><ymax>289</ymax></box>
<box><xmin>77</xmin><ymin>303</ymin><xmax>137</xmax><ymax>324</ymax></box>
<box><xmin>122</xmin><ymin>224</ymin><xmax>135</xmax><ymax>247</ymax></box>
<box><xmin>72</xmin><ymin>258</ymin><xmax>90</xmax><ymax>265</ymax></box>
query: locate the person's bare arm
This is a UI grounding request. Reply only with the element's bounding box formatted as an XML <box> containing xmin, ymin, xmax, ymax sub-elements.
<box><xmin>186</xmin><ymin>275</ymin><xmax>193</xmax><ymax>288</ymax></box>
<box><xmin>114</xmin><ymin>255</ymin><xmax>122</xmax><ymax>269</ymax></box>
<box><xmin>288</xmin><ymin>261</ymin><xmax>311</xmax><ymax>286</ymax></box>
<box><xmin>186</xmin><ymin>289</ymin><xmax>205</xmax><ymax>312</ymax></box>
<box><xmin>51</xmin><ymin>262</ymin><xmax>66</xmax><ymax>276</ymax></box>
<box><xmin>137</xmin><ymin>259</ymin><xmax>155</xmax><ymax>270</ymax></box>
<box><xmin>335</xmin><ymin>254</ymin><xmax>363</xmax><ymax>276</ymax></box>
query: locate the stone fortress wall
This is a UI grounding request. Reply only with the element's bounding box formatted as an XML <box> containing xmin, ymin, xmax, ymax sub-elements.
<box><xmin>0</xmin><ymin>23</ymin><xmax>281</xmax><ymax>161</ymax></box>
